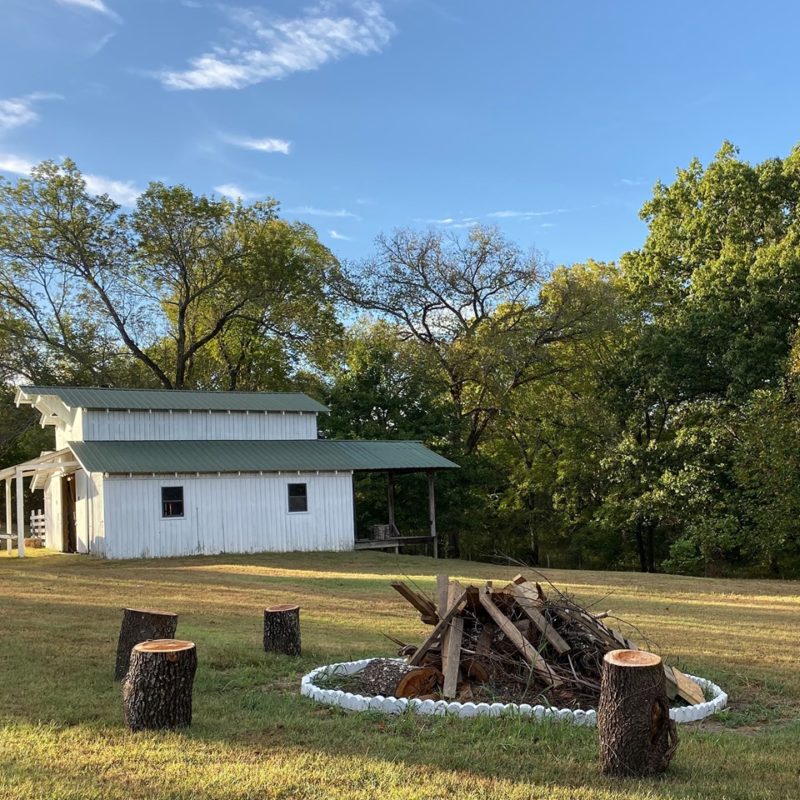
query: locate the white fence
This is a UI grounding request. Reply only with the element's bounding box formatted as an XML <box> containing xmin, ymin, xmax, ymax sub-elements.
<box><xmin>29</xmin><ymin>510</ymin><xmax>45</xmax><ymax>541</ymax></box>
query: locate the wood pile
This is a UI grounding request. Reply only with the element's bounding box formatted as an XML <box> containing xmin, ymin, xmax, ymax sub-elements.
<box><xmin>365</xmin><ymin>574</ymin><xmax>705</xmax><ymax>709</ymax></box>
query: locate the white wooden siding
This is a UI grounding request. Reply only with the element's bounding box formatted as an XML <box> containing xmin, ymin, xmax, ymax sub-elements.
<box><xmin>101</xmin><ymin>472</ymin><xmax>354</xmax><ymax>559</ymax></box>
<box><xmin>80</xmin><ymin>409</ymin><xmax>318</xmax><ymax>442</ymax></box>
<box><xmin>43</xmin><ymin>475</ymin><xmax>61</xmax><ymax>550</ymax></box>
<box><xmin>55</xmin><ymin>408</ymin><xmax>83</xmax><ymax>449</ymax></box>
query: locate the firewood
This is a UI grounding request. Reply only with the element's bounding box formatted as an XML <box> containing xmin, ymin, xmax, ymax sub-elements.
<box><xmin>442</xmin><ymin>582</ymin><xmax>464</xmax><ymax>699</ymax></box>
<box><xmin>478</xmin><ymin>585</ymin><xmax>561</xmax><ymax>687</ymax></box>
<box><xmin>390</xmin><ymin>581</ymin><xmax>438</xmax><ymax>623</ymax></box>
<box><xmin>408</xmin><ymin>588</ymin><xmax>468</xmax><ymax>666</ymax></box>
<box><xmin>395</xmin><ymin>666</ymin><xmax>443</xmax><ymax>698</ymax></box>
<box><xmin>507</xmin><ymin>584</ymin><xmax>571</xmax><ymax>655</ymax></box>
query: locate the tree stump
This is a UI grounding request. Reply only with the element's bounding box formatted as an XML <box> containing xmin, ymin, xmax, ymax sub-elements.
<box><xmin>115</xmin><ymin>607</ymin><xmax>178</xmax><ymax>681</ymax></box>
<box><xmin>122</xmin><ymin>639</ymin><xmax>197</xmax><ymax>731</ymax></box>
<box><xmin>598</xmin><ymin>649</ymin><xmax>679</xmax><ymax>777</ymax></box>
<box><xmin>263</xmin><ymin>604</ymin><xmax>301</xmax><ymax>656</ymax></box>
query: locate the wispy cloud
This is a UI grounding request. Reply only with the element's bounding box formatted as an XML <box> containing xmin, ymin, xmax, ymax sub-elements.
<box><xmin>0</xmin><ymin>93</ymin><xmax>61</xmax><ymax>132</ymax></box>
<box><xmin>83</xmin><ymin>174</ymin><xmax>140</xmax><ymax>205</ymax></box>
<box><xmin>157</xmin><ymin>1</ymin><xmax>395</xmax><ymax>90</ymax></box>
<box><xmin>287</xmin><ymin>205</ymin><xmax>360</xmax><ymax>220</ymax></box>
<box><xmin>0</xmin><ymin>153</ymin><xmax>139</xmax><ymax>206</ymax></box>
<box><xmin>329</xmin><ymin>229</ymin><xmax>352</xmax><ymax>241</ymax></box>
<box><xmin>487</xmin><ymin>208</ymin><xmax>567</xmax><ymax>219</ymax></box>
<box><xmin>214</xmin><ymin>183</ymin><xmax>256</xmax><ymax>200</ymax></box>
<box><xmin>56</xmin><ymin>0</ymin><xmax>122</xmax><ymax>23</ymax></box>
<box><xmin>223</xmin><ymin>134</ymin><xmax>291</xmax><ymax>155</ymax></box>
<box><xmin>0</xmin><ymin>154</ymin><xmax>35</xmax><ymax>174</ymax></box>
<box><xmin>619</xmin><ymin>177</ymin><xmax>647</xmax><ymax>187</ymax></box>
<box><xmin>424</xmin><ymin>216</ymin><xmax>479</xmax><ymax>229</ymax></box>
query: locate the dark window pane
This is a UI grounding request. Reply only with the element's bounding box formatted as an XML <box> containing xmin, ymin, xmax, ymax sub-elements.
<box><xmin>162</xmin><ymin>486</ymin><xmax>184</xmax><ymax>518</ymax></box>
<box><xmin>288</xmin><ymin>483</ymin><xmax>307</xmax><ymax>513</ymax></box>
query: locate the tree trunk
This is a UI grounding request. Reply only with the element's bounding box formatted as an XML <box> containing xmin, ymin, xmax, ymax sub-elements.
<box><xmin>263</xmin><ymin>604</ymin><xmax>301</xmax><ymax>655</ymax></box>
<box><xmin>115</xmin><ymin>607</ymin><xmax>178</xmax><ymax>681</ymax></box>
<box><xmin>122</xmin><ymin>639</ymin><xmax>197</xmax><ymax>731</ymax></box>
<box><xmin>598</xmin><ymin>649</ymin><xmax>678</xmax><ymax>777</ymax></box>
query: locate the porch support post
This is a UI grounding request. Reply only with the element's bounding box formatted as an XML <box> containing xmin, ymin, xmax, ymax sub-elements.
<box><xmin>427</xmin><ymin>470</ymin><xmax>438</xmax><ymax>559</ymax></box>
<box><xmin>15</xmin><ymin>468</ymin><xmax>25</xmax><ymax>558</ymax></box>
<box><xmin>4</xmin><ymin>479</ymin><xmax>10</xmax><ymax>554</ymax></box>
<box><xmin>387</xmin><ymin>471</ymin><xmax>396</xmax><ymax>534</ymax></box>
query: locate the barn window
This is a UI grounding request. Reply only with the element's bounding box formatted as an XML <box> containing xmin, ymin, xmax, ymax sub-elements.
<box><xmin>161</xmin><ymin>486</ymin><xmax>184</xmax><ymax>518</ymax></box>
<box><xmin>287</xmin><ymin>483</ymin><xmax>308</xmax><ymax>513</ymax></box>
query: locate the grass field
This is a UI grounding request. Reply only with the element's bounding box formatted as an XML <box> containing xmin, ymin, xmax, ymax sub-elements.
<box><xmin>0</xmin><ymin>549</ymin><xmax>798</xmax><ymax>800</ymax></box>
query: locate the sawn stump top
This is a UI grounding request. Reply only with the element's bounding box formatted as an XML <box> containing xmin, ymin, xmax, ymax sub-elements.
<box><xmin>604</xmin><ymin>649</ymin><xmax>661</xmax><ymax>668</ymax></box>
<box><xmin>266</xmin><ymin>604</ymin><xmax>300</xmax><ymax>612</ymax></box>
<box><xmin>133</xmin><ymin>639</ymin><xmax>195</xmax><ymax>653</ymax></box>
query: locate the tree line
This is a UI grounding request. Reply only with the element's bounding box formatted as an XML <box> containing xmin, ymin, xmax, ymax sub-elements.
<box><xmin>2</xmin><ymin>143</ymin><xmax>799</xmax><ymax>576</ymax></box>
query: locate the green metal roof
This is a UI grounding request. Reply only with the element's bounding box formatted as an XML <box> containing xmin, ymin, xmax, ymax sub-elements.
<box><xmin>18</xmin><ymin>385</ymin><xmax>328</xmax><ymax>413</ymax></box>
<box><xmin>69</xmin><ymin>439</ymin><xmax>459</xmax><ymax>474</ymax></box>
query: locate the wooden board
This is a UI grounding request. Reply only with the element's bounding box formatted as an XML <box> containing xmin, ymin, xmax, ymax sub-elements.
<box><xmin>507</xmin><ymin>584</ymin><xmax>571</xmax><ymax>655</ymax></box>
<box><xmin>441</xmin><ymin>580</ymin><xmax>464</xmax><ymax>699</ymax></box>
<box><xmin>390</xmin><ymin>581</ymin><xmax>437</xmax><ymax>622</ymax></box>
<box><xmin>408</xmin><ymin>588</ymin><xmax>468</xmax><ymax>666</ymax></box>
<box><xmin>672</xmin><ymin>667</ymin><xmax>705</xmax><ymax>705</ymax></box>
<box><xmin>478</xmin><ymin>585</ymin><xmax>561</xmax><ymax>687</ymax></box>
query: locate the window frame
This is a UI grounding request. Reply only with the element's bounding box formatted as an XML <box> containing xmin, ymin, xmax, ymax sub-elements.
<box><xmin>161</xmin><ymin>485</ymin><xmax>185</xmax><ymax>519</ymax></box>
<box><xmin>287</xmin><ymin>482</ymin><xmax>308</xmax><ymax>514</ymax></box>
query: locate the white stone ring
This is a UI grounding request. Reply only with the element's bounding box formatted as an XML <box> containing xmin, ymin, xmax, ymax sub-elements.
<box><xmin>300</xmin><ymin>657</ymin><xmax>728</xmax><ymax>726</ymax></box>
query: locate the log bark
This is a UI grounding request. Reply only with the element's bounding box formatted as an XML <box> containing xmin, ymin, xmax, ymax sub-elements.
<box><xmin>263</xmin><ymin>604</ymin><xmax>301</xmax><ymax>656</ymax></box>
<box><xmin>122</xmin><ymin>639</ymin><xmax>197</xmax><ymax>731</ymax></box>
<box><xmin>598</xmin><ymin>649</ymin><xmax>678</xmax><ymax>777</ymax></box>
<box><xmin>115</xmin><ymin>607</ymin><xmax>178</xmax><ymax>681</ymax></box>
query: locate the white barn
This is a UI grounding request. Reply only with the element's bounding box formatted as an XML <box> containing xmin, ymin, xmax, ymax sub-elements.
<box><xmin>2</xmin><ymin>386</ymin><xmax>457</xmax><ymax>559</ymax></box>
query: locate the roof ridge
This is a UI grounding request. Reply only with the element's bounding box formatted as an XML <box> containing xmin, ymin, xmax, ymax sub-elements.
<box><xmin>20</xmin><ymin>385</ymin><xmax>314</xmax><ymax>396</ymax></box>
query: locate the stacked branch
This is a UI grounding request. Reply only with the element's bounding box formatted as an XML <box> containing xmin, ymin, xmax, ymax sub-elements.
<box><xmin>376</xmin><ymin>575</ymin><xmax>705</xmax><ymax>708</ymax></box>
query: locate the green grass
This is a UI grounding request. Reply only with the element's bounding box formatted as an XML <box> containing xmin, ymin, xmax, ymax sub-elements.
<box><xmin>0</xmin><ymin>549</ymin><xmax>798</xmax><ymax>799</ymax></box>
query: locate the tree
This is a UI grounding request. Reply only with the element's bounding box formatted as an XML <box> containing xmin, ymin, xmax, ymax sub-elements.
<box><xmin>0</xmin><ymin>159</ymin><xmax>341</xmax><ymax>389</ymax></box>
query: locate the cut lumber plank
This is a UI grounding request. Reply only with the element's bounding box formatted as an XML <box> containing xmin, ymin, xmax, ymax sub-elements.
<box><xmin>475</xmin><ymin>622</ymin><xmax>496</xmax><ymax>657</ymax></box>
<box><xmin>409</xmin><ymin>588</ymin><xmax>468</xmax><ymax>666</ymax></box>
<box><xmin>390</xmin><ymin>581</ymin><xmax>438</xmax><ymax>623</ymax></box>
<box><xmin>442</xmin><ymin>581</ymin><xmax>464</xmax><ymax>699</ymax></box>
<box><xmin>436</xmin><ymin>574</ymin><xmax>450</xmax><ymax>617</ymax></box>
<box><xmin>672</xmin><ymin>667</ymin><xmax>705</xmax><ymax>706</ymax></box>
<box><xmin>478</xmin><ymin>585</ymin><xmax>561</xmax><ymax>687</ymax></box>
<box><xmin>507</xmin><ymin>584</ymin><xmax>571</xmax><ymax>655</ymax></box>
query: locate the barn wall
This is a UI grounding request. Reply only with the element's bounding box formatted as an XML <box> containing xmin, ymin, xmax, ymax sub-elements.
<box><xmin>55</xmin><ymin>409</ymin><xmax>83</xmax><ymax>450</ymax></box>
<box><xmin>101</xmin><ymin>472</ymin><xmax>354</xmax><ymax>559</ymax></box>
<box><xmin>80</xmin><ymin>410</ymin><xmax>318</xmax><ymax>442</ymax></box>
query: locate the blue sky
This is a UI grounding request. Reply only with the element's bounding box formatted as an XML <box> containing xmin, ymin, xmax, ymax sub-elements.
<box><xmin>2</xmin><ymin>0</ymin><xmax>800</xmax><ymax>267</ymax></box>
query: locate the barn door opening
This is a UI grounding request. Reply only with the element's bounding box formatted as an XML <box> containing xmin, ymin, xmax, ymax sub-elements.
<box><xmin>61</xmin><ymin>474</ymin><xmax>77</xmax><ymax>553</ymax></box>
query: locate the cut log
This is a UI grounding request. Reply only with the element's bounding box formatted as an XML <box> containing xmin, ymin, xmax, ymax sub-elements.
<box><xmin>598</xmin><ymin>649</ymin><xmax>678</xmax><ymax>777</ymax></box>
<box><xmin>263</xmin><ymin>604</ymin><xmax>301</xmax><ymax>656</ymax></box>
<box><xmin>357</xmin><ymin>658</ymin><xmax>442</xmax><ymax>697</ymax></box>
<box><xmin>114</xmin><ymin>607</ymin><xmax>178</xmax><ymax>681</ymax></box>
<box><xmin>396</xmin><ymin>666</ymin><xmax>442</xmax><ymax>698</ymax></box>
<box><xmin>121</xmin><ymin>639</ymin><xmax>197</xmax><ymax>731</ymax></box>
<box><xmin>478</xmin><ymin>586</ymin><xmax>561</xmax><ymax>687</ymax></box>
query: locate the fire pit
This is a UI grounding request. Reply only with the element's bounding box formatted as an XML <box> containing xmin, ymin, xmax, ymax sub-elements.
<box><xmin>300</xmin><ymin>573</ymin><xmax>728</xmax><ymax>725</ymax></box>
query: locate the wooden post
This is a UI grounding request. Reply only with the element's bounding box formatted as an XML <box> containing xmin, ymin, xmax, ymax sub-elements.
<box><xmin>387</xmin><ymin>471</ymin><xmax>396</xmax><ymax>534</ymax></box>
<box><xmin>122</xmin><ymin>639</ymin><xmax>197</xmax><ymax>731</ymax></box>
<box><xmin>115</xmin><ymin>607</ymin><xmax>179</xmax><ymax>680</ymax></box>
<box><xmin>15</xmin><ymin>469</ymin><xmax>24</xmax><ymax>558</ymax></box>
<box><xmin>3</xmin><ymin>479</ymin><xmax>10</xmax><ymax>554</ymax></box>
<box><xmin>598</xmin><ymin>649</ymin><xmax>678</xmax><ymax>777</ymax></box>
<box><xmin>427</xmin><ymin>470</ymin><xmax>438</xmax><ymax>558</ymax></box>
<box><xmin>263</xmin><ymin>604</ymin><xmax>301</xmax><ymax>655</ymax></box>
